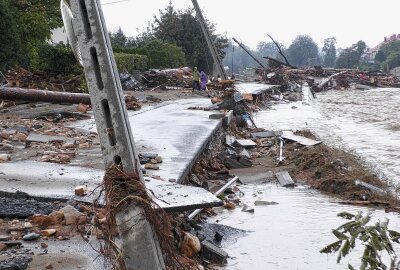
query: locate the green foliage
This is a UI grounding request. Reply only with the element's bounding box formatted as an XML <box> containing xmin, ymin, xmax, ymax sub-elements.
<box><xmin>322</xmin><ymin>37</ymin><xmax>337</xmax><ymax>67</ymax></box>
<box><xmin>114</xmin><ymin>53</ymin><xmax>148</xmax><ymax>73</ymax></box>
<box><xmin>336</xmin><ymin>41</ymin><xmax>366</xmax><ymax>69</ymax></box>
<box><xmin>110</xmin><ymin>27</ymin><xmax>128</xmax><ymax>49</ymax></box>
<box><xmin>34</xmin><ymin>44</ymin><xmax>82</xmax><ymax>75</ymax></box>
<box><xmin>286</xmin><ymin>35</ymin><xmax>321</xmax><ymax>67</ymax></box>
<box><xmin>378</xmin><ymin>41</ymin><xmax>400</xmax><ymax>70</ymax></box>
<box><xmin>111</xmin><ymin>35</ymin><xmax>186</xmax><ymax>70</ymax></box>
<box><xmin>321</xmin><ymin>212</ymin><xmax>400</xmax><ymax>270</ymax></box>
<box><xmin>153</xmin><ymin>3</ymin><xmax>228</xmax><ymax>73</ymax></box>
<box><xmin>0</xmin><ymin>0</ymin><xmax>23</xmax><ymax>72</ymax></box>
<box><xmin>8</xmin><ymin>0</ymin><xmax>63</xmax><ymax>63</ymax></box>
<box><xmin>336</xmin><ymin>49</ymin><xmax>361</xmax><ymax>69</ymax></box>
<box><xmin>375</xmin><ymin>50</ymin><xmax>386</xmax><ymax>63</ymax></box>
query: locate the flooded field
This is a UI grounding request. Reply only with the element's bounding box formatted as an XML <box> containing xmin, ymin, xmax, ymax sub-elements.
<box><xmin>216</xmin><ymin>87</ymin><xmax>400</xmax><ymax>269</ymax></box>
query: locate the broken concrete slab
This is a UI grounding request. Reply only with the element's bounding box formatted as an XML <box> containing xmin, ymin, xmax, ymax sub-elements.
<box><xmin>229</xmin><ymin>167</ymin><xmax>274</xmax><ymax>184</ymax></box>
<box><xmin>70</xmin><ymin>99</ymin><xmax>223</xmax><ymax>184</ymax></box>
<box><xmin>225</xmin><ymin>135</ymin><xmax>236</xmax><ymax>146</ymax></box>
<box><xmin>251</xmin><ymin>130</ymin><xmax>282</xmax><ymax>139</ymax></box>
<box><xmin>145</xmin><ymin>178</ymin><xmax>223</xmax><ymax>212</ymax></box>
<box><xmin>201</xmin><ymin>240</ymin><xmax>228</xmax><ymax>264</ymax></box>
<box><xmin>281</xmin><ymin>131</ymin><xmax>321</xmax><ymax>146</ymax></box>
<box><xmin>233</xmin><ymin>139</ymin><xmax>257</xmax><ymax>148</ymax></box>
<box><xmin>26</xmin><ymin>133</ymin><xmax>76</xmax><ymax>145</ymax></box>
<box><xmin>275</xmin><ymin>171</ymin><xmax>295</xmax><ymax>187</ymax></box>
<box><xmin>0</xmin><ymin>161</ymin><xmax>222</xmax><ymax>212</ymax></box>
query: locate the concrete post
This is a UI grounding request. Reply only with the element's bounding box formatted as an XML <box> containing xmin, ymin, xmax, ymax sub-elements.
<box><xmin>191</xmin><ymin>0</ymin><xmax>227</xmax><ymax>80</ymax></box>
<box><xmin>69</xmin><ymin>1</ymin><xmax>165</xmax><ymax>269</ymax></box>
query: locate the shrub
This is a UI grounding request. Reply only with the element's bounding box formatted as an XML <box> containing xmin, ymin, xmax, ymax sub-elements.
<box><xmin>114</xmin><ymin>53</ymin><xmax>148</xmax><ymax>72</ymax></box>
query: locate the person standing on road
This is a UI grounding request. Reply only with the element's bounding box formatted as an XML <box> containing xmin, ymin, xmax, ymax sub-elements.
<box><xmin>192</xmin><ymin>67</ymin><xmax>200</xmax><ymax>91</ymax></box>
<box><xmin>200</xmin><ymin>71</ymin><xmax>208</xmax><ymax>91</ymax></box>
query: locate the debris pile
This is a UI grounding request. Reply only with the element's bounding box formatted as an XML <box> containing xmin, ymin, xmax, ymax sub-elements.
<box><xmin>263</xmin><ymin>66</ymin><xmax>400</xmax><ymax>92</ymax></box>
<box><xmin>6</xmin><ymin>68</ymin><xmax>85</xmax><ymax>93</ymax></box>
<box><xmin>142</xmin><ymin>67</ymin><xmax>193</xmax><ymax>88</ymax></box>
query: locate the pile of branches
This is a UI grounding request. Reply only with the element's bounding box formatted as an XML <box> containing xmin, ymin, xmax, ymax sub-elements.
<box><xmin>263</xmin><ymin>66</ymin><xmax>400</xmax><ymax>92</ymax></box>
<box><xmin>6</xmin><ymin>68</ymin><xmax>84</xmax><ymax>92</ymax></box>
<box><xmin>142</xmin><ymin>67</ymin><xmax>192</xmax><ymax>88</ymax></box>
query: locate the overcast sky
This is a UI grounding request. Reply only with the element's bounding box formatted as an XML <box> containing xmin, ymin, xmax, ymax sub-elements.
<box><xmin>101</xmin><ymin>0</ymin><xmax>400</xmax><ymax>50</ymax></box>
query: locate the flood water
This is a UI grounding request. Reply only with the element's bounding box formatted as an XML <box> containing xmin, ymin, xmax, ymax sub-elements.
<box><xmin>214</xmin><ymin>87</ymin><xmax>400</xmax><ymax>269</ymax></box>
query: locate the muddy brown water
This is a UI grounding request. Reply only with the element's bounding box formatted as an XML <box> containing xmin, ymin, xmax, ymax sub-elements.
<box><xmin>215</xmin><ymin>87</ymin><xmax>400</xmax><ymax>269</ymax></box>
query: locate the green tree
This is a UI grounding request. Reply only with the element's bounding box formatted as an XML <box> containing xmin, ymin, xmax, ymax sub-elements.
<box><xmin>8</xmin><ymin>0</ymin><xmax>63</xmax><ymax>64</ymax></box>
<box><xmin>256</xmin><ymin>41</ymin><xmax>283</xmax><ymax>58</ymax></box>
<box><xmin>0</xmin><ymin>0</ymin><xmax>22</xmax><ymax>71</ymax></box>
<box><xmin>378</xmin><ymin>40</ymin><xmax>400</xmax><ymax>70</ymax></box>
<box><xmin>153</xmin><ymin>3</ymin><xmax>228</xmax><ymax>73</ymax></box>
<box><xmin>375</xmin><ymin>50</ymin><xmax>386</xmax><ymax>63</ymax></box>
<box><xmin>322</xmin><ymin>37</ymin><xmax>337</xmax><ymax>67</ymax></box>
<box><xmin>336</xmin><ymin>41</ymin><xmax>367</xmax><ymax>69</ymax></box>
<box><xmin>110</xmin><ymin>27</ymin><xmax>128</xmax><ymax>49</ymax></box>
<box><xmin>286</xmin><ymin>35</ymin><xmax>320</xmax><ymax>67</ymax></box>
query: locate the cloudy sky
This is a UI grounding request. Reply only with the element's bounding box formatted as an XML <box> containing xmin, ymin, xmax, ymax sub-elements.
<box><xmin>101</xmin><ymin>0</ymin><xmax>400</xmax><ymax>50</ymax></box>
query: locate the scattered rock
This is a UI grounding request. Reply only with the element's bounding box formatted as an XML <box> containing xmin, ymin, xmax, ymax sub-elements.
<box><xmin>23</xmin><ymin>233</ymin><xmax>40</xmax><ymax>241</ymax></box>
<box><xmin>45</xmin><ymin>263</ymin><xmax>54</xmax><ymax>269</ymax></box>
<box><xmin>59</xmin><ymin>205</ymin><xmax>85</xmax><ymax>225</ymax></box>
<box><xmin>214</xmin><ymin>231</ymin><xmax>224</xmax><ymax>242</ymax></box>
<box><xmin>155</xmin><ymin>156</ymin><xmax>163</xmax><ymax>163</ymax></box>
<box><xmin>74</xmin><ymin>185</ymin><xmax>88</xmax><ymax>196</ymax></box>
<box><xmin>78</xmin><ymin>142</ymin><xmax>90</xmax><ymax>149</ymax></box>
<box><xmin>241</xmin><ymin>203</ymin><xmax>255</xmax><ymax>213</ymax></box>
<box><xmin>40</xmin><ymin>242</ymin><xmax>48</xmax><ymax>249</ymax></box>
<box><xmin>201</xmin><ymin>240</ymin><xmax>228</xmax><ymax>264</ymax></box>
<box><xmin>150</xmin><ymin>159</ymin><xmax>158</xmax><ymax>164</ymax></box>
<box><xmin>224</xmin><ymin>202</ymin><xmax>236</xmax><ymax>210</ymax></box>
<box><xmin>0</xmin><ymin>243</ymin><xmax>7</xmax><ymax>251</ymax></box>
<box><xmin>144</xmin><ymin>163</ymin><xmax>159</xmax><ymax>170</ymax></box>
<box><xmin>31</xmin><ymin>215</ymin><xmax>54</xmax><ymax>227</ymax></box>
<box><xmin>180</xmin><ymin>232</ymin><xmax>201</xmax><ymax>258</ymax></box>
<box><xmin>0</xmin><ymin>143</ymin><xmax>14</xmax><ymax>151</ymax></box>
<box><xmin>0</xmin><ymin>153</ymin><xmax>10</xmax><ymax>162</ymax></box>
<box><xmin>24</xmin><ymin>222</ymin><xmax>33</xmax><ymax>229</ymax></box>
<box><xmin>0</xmin><ymin>235</ymin><xmax>10</xmax><ymax>241</ymax></box>
<box><xmin>49</xmin><ymin>211</ymin><xmax>64</xmax><ymax>224</ymax></box>
<box><xmin>76</xmin><ymin>103</ymin><xmax>89</xmax><ymax>113</ymax></box>
<box><xmin>254</xmin><ymin>200</ymin><xmax>279</xmax><ymax>206</ymax></box>
<box><xmin>15</xmin><ymin>133</ymin><xmax>27</xmax><ymax>141</ymax></box>
<box><xmin>41</xmin><ymin>229</ymin><xmax>57</xmax><ymax>237</ymax></box>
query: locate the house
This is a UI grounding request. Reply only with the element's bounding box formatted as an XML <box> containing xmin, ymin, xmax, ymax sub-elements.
<box><xmin>362</xmin><ymin>34</ymin><xmax>400</xmax><ymax>63</ymax></box>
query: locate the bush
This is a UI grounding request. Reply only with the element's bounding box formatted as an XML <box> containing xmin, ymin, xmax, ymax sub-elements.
<box><xmin>114</xmin><ymin>53</ymin><xmax>148</xmax><ymax>72</ymax></box>
<box><xmin>34</xmin><ymin>44</ymin><xmax>82</xmax><ymax>75</ymax></box>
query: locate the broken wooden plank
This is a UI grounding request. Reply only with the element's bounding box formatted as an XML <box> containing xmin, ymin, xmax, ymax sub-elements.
<box><xmin>281</xmin><ymin>131</ymin><xmax>321</xmax><ymax>146</ymax></box>
<box><xmin>275</xmin><ymin>171</ymin><xmax>295</xmax><ymax>187</ymax></box>
<box><xmin>26</xmin><ymin>133</ymin><xmax>76</xmax><ymax>144</ymax></box>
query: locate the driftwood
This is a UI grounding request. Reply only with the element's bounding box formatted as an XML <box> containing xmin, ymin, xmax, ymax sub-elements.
<box><xmin>0</xmin><ymin>87</ymin><xmax>141</xmax><ymax>109</ymax></box>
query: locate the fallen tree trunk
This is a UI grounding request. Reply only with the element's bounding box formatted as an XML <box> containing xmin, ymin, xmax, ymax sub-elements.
<box><xmin>0</xmin><ymin>87</ymin><xmax>138</xmax><ymax>107</ymax></box>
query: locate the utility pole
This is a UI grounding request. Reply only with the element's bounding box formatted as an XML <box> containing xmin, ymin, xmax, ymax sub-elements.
<box><xmin>191</xmin><ymin>0</ymin><xmax>228</xmax><ymax>80</ymax></box>
<box><xmin>68</xmin><ymin>1</ymin><xmax>165</xmax><ymax>269</ymax></box>
<box><xmin>232</xmin><ymin>37</ymin><xmax>266</xmax><ymax>69</ymax></box>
